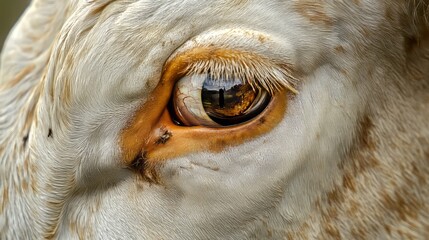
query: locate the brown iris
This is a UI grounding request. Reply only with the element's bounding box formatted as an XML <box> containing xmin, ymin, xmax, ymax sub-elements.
<box><xmin>201</xmin><ymin>77</ymin><xmax>270</xmax><ymax>125</ymax></box>
<box><xmin>171</xmin><ymin>74</ymin><xmax>271</xmax><ymax>127</ymax></box>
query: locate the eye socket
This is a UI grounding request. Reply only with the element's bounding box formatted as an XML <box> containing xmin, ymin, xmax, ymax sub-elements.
<box><xmin>171</xmin><ymin>74</ymin><xmax>271</xmax><ymax>127</ymax></box>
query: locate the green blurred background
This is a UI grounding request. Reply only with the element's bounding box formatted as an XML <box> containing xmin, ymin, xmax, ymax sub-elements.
<box><xmin>0</xmin><ymin>2</ymin><xmax>30</xmax><ymax>49</ymax></box>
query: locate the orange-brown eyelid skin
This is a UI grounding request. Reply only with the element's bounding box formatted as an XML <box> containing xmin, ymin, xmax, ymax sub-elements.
<box><xmin>143</xmin><ymin>92</ymin><xmax>287</xmax><ymax>161</ymax></box>
<box><xmin>120</xmin><ymin>47</ymin><xmax>290</xmax><ymax>173</ymax></box>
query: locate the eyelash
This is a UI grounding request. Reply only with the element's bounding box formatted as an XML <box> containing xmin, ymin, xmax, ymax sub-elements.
<box><xmin>182</xmin><ymin>53</ymin><xmax>299</xmax><ymax>95</ymax></box>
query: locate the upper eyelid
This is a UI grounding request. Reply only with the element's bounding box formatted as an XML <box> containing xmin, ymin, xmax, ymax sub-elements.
<box><xmin>182</xmin><ymin>48</ymin><xmax>299</xmax><ymax>94</ymax></box>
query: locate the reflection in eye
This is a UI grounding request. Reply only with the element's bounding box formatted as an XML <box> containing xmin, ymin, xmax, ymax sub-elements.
<box><xmin>171</xmin><ymin>74</ymin><xmax>270</xmax><ymax>127</ymax></box>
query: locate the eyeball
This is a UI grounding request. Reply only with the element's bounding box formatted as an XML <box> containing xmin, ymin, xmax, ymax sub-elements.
<box><xmin>171</xmin><ymin>74</ymin><xmax>271</xmax><ymax>127</ymax></box>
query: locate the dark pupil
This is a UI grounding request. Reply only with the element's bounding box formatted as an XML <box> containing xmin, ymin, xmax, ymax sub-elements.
<box><xmin>201</xmin><ymin>76</ymin><xmax>265</xmax><ymax>126</ymax></box>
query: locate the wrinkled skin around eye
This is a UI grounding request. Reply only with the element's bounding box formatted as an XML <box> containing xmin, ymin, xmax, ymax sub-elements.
<box><xmin>172</xmin><ymin>74</ymin><xmax>270</xmax><ymax>127</ymax></box>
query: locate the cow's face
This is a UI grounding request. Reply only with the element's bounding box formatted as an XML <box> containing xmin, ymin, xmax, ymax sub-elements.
<box><xmin>1</xmin><ymin>0</ymin><xmax>428</xmax><ymax>239</ymax></box>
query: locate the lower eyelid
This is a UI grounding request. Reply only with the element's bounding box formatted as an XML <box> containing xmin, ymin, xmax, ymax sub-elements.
<box><xmin>125</xmin><ymin>90</ymin><xmax>288</xmax><ymax>168</ymax></box>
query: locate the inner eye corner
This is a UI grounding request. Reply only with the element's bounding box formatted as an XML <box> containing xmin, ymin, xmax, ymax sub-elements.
<box><xmin>167</xmin><ymin>97</ymin><xmax>184</xmax><ymax>127</ymax></box>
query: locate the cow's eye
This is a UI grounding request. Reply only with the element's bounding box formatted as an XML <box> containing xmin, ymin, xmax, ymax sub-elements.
<box><xmin>171</xmin><ymin>74</ymin><xmax>270</xmax><ymax>127</ymax></box>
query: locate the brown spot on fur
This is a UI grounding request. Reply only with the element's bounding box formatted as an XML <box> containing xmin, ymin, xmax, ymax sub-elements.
<box><xmin>326</xmin><ymin>185</ymin><xmax>345</xmax><ymax>206</ymax></box>
<box><xmin>360</xmin><ymin>27</ymin><xmax>371</xmax><ymax>38</ymax></box>
<box><xmin>61</xmin><ymin>77</ymin><xmax>72</xmax><ymax>104</ymax></box>
<box><xmin>384</xmin><ymin>224</ymin><xmax>392</xmax><ymax>235</ymax></box>
<box><xmin>351</xmin><ymin>227</ymin><xmax>367</xmax><ymax>239</ymax></box>
<box><xmin>0</xmin><ymin>187</ymin><xmax>9</xmax><ymax>214</ymax></box>
<box><xmin>69</xmin><ymin>221</ymin><xmax>76</xmax><ymax>233</ymax></box>
<box><xmin>23</xmin><ymin>107</ymin><xmax>35</xmax><ymax>132</ymax></box>
<box><xmin>339</xmin><ymin>68</ymin><xmax>349</xmax><ymax>77</ymax></box>
<box><xmin>384</xmin><ymin>6</ymin><xmax>396</xmax><ymax>24</ymax></box>
<box><xmin>90</xmin><ymin>1</ymin><xmax>113</xmax><ymax>15</ymax></box>
<box><xmin>22</xmin><ymin>45</ymin><xmax>33</xmax><ymax>54</ymax></box>
<box><xmin>258</xmin><ymin>35</ymin><xmax>268</xmax><ymax>43</ymax></box>
<box><xmin>404</xmin><ymin>35</ymin><xmax>419</xmax><ymax>54</ymax></box>
<box><xmin>22</xmin><ymin>180</ymin><xmax>29</xmax><ymax>191</ymax></box>
<box><xmin>346</xmin><ymin>200</ymin><xmax>360</xmax><ymax>216</ymax></box>
<box><xmin>0</xmin><ymin>64</ymin><xmax>35</xmax><ymax>90</ymax></box>
<box><xmin>335</xmin><ymin>45</ymin><xmax>346</xmax><ymax>54</ymax></box>
<box><xmin>23</xmin><ymin>158</ymin><xmax>29</xmax><ymax>173</ymax></box>
<box><xmin>326</xmin><ymin>207</ymin><xmax>338</xmax><ymax>219</ymax></box>
<box><xmin>359</xmin><ymin>116</ymin><xmax>374</xmax><ymax>148</ymax></box>
<box><xmin>299</xmin><ymin>223</ymin><xmax>310</xmax><ymax>238</ymax></box>
<box><xmin>266</xmin><ymin>228</ymin><xmax>272</xmax><ymax>238</ymax></box>
<box><xmin>311</xmin><ymin>114</ymin><xmax>382</xmax><ymax>237</ymax></box>
<box><xmin>323</xmin><ymin>223</ymin><xmax>341</xmax><ymax>240</ymax></box>
<box><xmin>30</xmin><ymin>160</ymin><xmax>37</xmax><ymax>173</ymax></box>
<box><xmin>31</xmin><ymin>177</ymin><xmax>38</xmax><ymax>192</ymax></box>
<box><xmin>339</xmin><ymin>115</ymin><xmax>379</xmax><ymax>173</ymax></box>
<box><xmin>342</xmin><ymin>173</ymin><xmax>356</xmax><ymax>192</ymax></box>
<box><xmin>349</xmin><ymin>149</ymin><xmax>379</xmax><ymax>175</ymax></box>
<box><xmin>293</xmin><ymin>1</ymin><xmax>334</xmax><ymax>27</ymax></box>
<box><xmin>381</xmin><ymin>189</ymin><xmax>423</xmax><ymax>221</ymax></box>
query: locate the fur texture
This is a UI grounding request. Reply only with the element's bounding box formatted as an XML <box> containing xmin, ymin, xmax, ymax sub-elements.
<box><xmin>1</xmin><ymin>0</ymin><xmax>428</xmax><ymax>239</ymax></box>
